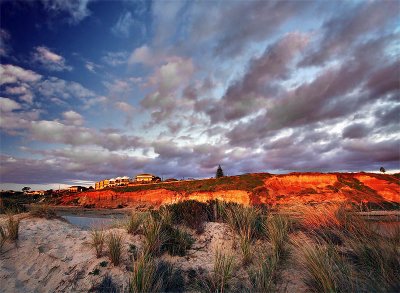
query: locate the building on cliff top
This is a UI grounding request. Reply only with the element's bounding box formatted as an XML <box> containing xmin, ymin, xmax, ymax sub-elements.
<box><xmin>135</xmin><ymin>173</ymin><xmax>156</xmax><ymax>182</ymax></box>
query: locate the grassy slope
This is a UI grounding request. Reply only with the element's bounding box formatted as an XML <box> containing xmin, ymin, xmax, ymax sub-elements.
<box><xmin>111</xmin><ymin>173</ymin><xmax>271</xmax><ymax>194</ymax></box>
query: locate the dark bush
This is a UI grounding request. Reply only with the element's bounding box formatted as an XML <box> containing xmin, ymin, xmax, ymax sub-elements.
<box><xmin>162</xmin><ymin>225</ymin><xmax>194</xmax><ymax>256</ymax></box>
<box><xmin>156</xmin><ymin>261</ymin><xmax>185</xmax><ymax>293</ymax></box>
<box><xmin>90</xmin><ymin>274</ymin><xmax>118</xmax><ymax>293</ymax></box>
<box><xmin>166</xmin><ymin>200</ymin><xmax>211</xmax><ymax>233</ymax></box>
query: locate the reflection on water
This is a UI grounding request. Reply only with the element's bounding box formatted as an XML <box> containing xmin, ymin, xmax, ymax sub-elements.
<box><xmin>62</xmin><ymin>215</ymin><xmax>119</xmax><ymax>230</ymax></box>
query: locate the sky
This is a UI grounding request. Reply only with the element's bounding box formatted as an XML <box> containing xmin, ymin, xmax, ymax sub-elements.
<box><xmin>0</xmin><ymin>0</ymin><xmax>399</xmax><ymax>190</ymax></box>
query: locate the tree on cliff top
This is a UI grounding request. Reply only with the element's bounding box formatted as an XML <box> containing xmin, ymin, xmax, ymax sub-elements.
<box><xmin>380</xmin><ymin>167</ymin><xmax>386</xmax><ymax>173</ymax></box>
<box><xmin>216</xmin><ymin>165</ymin><xmax>224</xmax><ymax>178</ymax></box>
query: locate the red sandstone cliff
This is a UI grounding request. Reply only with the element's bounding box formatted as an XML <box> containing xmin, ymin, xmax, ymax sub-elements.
<box><xmin>59</xmin><ymin>173</ymin><xmax>399</xmax><ymax>208</ymax></box>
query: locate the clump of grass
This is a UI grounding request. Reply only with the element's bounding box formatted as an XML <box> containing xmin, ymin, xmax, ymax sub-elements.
<box><xmin>267</xmin><ymin>214</ymin><xmax>290</xmax><ymax>261</ymax></box>
<box><xmin>90</xmin><ymin>229</ymin><xmax>105</xmax><ymax>258</ymax></box>
<box><xmin>294</xmin><ymin>239</ymin><xmax>354</xmax><ymax>293</ymax></box>
<box><xmin>6</xmin><ymin>215</ymin><xmax>20</xmax><ymax>241</ymax></box>
<box><xmin>225</xmin><ymin>205</ymin><xmax>263</xmax><ymax>264</ymax></box>
<box><xmin>30</xmin><ymin>204</ymin><xmax>57</xmax><ymax>219</ymax></box>
<box><xmin>107</xmin><ymin>231</ymin><xmax>123</xmax><ymax>266</ymax></box>
<box><xmin>159</xmin><ymin>207</ymin><xmax>173</xmax><ymax>226</ymax></box>
<box><xmin>0</xmin><ymin>225</ymin><xmax>7</xmax><ymax>251</ymax></box>
<box><xmin>128</xmin><ymin>251</ymin><xmax>161</xmax><ymax>293</ymax></box>
<box><xmin>297</xmin><ymin>204</ymin><xmax>364</xmax><ymax>244</ymax></box>
<box><xmin>142</xmin><ymin>215</ymin><xmax>167</xmax><ymax>256</ymax></box>
<box><xmin>125</xmin><ymin>212</ymin><xmax>145</xmax><ymax>234</ymax></box>
<box><xmin>156</xmin><ymin>260</ymin><xmax>185</xmax><ymax>292</ymax></box>
<box><xmin>250</xmin><ymin>254</ymin><xmax>278</xmax><ymax>293</ymax></box>
<box><xmin>345</xmin><ymin>232</ymin><xmax>400</xmax><ymax>292</ymax></box>
<box><xmin>163</xmin><ymin>225</ymin><xmax>194</xmax><ymax>256</ymax></box>
<box><xmin>198</xmin><ymin>249</ymin><xmax>236</xmax><ymax>293</ymax></box>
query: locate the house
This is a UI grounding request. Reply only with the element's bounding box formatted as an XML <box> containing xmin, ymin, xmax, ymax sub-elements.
<box><xmin>69</xmin><ymin>186</ymin><xmax>87</xmax><ymax>192</ymax></box>
<box><xmin>135</xmin><ymin>173</ymin><xmax>155</xmax><ymax>183</ymax></box>
<box><xmin>95</xmin><ymin>179</ymin><xmax>110</xmax><ymax>190</ymax></box>
<box><xmin>120</xmin><ymin>176</ymin><xmax>130</xmax><ymax>185</ymax></box>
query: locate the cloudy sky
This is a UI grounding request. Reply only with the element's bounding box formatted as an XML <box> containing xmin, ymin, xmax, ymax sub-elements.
<box><xmin>0</xmin><ymin>0</ymin><xmax>399</xmax><ymax>190</ymax></box>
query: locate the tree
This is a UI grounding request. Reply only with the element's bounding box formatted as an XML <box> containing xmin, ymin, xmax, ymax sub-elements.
<box><xmin>215</xmin><ymin>165</ymin><xmax>224</xmax><ymax>178</ymax></box>
<box><xmin>22</xmin><ymin>186</ymin><xmax>31</xmax><ymax>193</ymax></box>
<box><xmin>380</xmin><ymin>167</ymin><xmax>386</xmax><ymax>173</ymax></box>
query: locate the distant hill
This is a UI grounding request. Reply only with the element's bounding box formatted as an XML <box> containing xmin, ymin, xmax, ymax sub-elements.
<box><xmin>56</xmin><ymin>172</ymin><xmax>399</xmax><ymax>208</ymax></box>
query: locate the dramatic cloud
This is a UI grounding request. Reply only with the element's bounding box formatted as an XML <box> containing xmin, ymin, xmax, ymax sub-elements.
<box><xmin>205</xmin><ymin>32</ymin><xmax>310</xmax><ymax>123</ymax></box>
<box><xmin>1</xmin><ymin>1</ymin><xmax>399</xmax><ymax>188</ymax></box>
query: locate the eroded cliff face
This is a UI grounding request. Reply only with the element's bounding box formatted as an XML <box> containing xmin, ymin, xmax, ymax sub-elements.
<box><xmin>60</xmin><ymin>173</ymin><xmax>399</xmax><ymax>208</ymax></box>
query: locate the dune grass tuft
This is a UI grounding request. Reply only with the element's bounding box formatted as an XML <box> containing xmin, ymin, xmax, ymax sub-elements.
<box><xmin>128</xmin><ymin>251</ymin><xmax>161</xmax><ymax>293</ymax></box>
<box><xmin>294</xmin><ymin>239</ymin><xmax>354</xmax><ymax>293</ymax></box>
<box><xmin>345</xmin><ymin>232</ymin><xmax>400</xmax><ymax>292</ymax></box>
<box><xmin>90</xmin><ymin>229</ymin><xmax>105</xmax><ymax>258</ymax></box>
<box><xmin>250</xmin><ymin>254</ymin><xmax>278</xmax><ymax>293</ymax></box>
<box><xmin>267</xmin><ymin>214</ymin><xmax>290</xmax><ymax>261</ymax></box>
<box><xmin>225</xmin><ymin>205</ymin><xmax>263</xmax><ymax>264</ymax></box>
<box><xmin>107</xmin><ymin>231</ymin><xmax>123</xmax><ymax>266</ymax></box>
<box><xmin>142</xmin><ymin>215</ymin><xmax>167</xmax><ymax>256</ymax></box>
<box><xmin>198</xmin><ymin>248</ymin><xmax>236</xmax><ymax>293</ymax></box>
<box><xmin>6</xmin><ymin>215</ymin><xmax>20</xmax><ymax>241</ymax></box>
<box><xmin>0</xmin><ymin>225</ymin><xmax>7</xmax><ymax>251</ymax></box>
<box><xmin>125</xmin><ymin>211</ymin><xmax>146</xmax><ymax>235</ymax></box>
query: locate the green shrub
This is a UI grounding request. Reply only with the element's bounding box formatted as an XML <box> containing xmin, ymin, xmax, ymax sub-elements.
<box><xmin>6</xmin><ymin>215</ymin><xmax>19</xmax><ymax>241</ymax></box>
<box><xmin>107</xmin><ymin>232</ymin><xmax>123</xmax><ymax>266</ymax></box>
<box><xmin>90</xmin><ymin>230</ymin><xmax>105</xmax><ymax>258</ymax></box>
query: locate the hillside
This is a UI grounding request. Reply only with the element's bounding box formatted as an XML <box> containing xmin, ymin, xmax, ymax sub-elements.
<box><xmin>57</xmin><ymin>173</ymin><xmax>400</xmax><ymax>208</ymax></box>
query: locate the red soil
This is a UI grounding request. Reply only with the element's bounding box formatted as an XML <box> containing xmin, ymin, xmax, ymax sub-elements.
<box><xmin>59</xmin><ymin>173</ymin><xmax>399</xmax><ymax>208</ymax></box>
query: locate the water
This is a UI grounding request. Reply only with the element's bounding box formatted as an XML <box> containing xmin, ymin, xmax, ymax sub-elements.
<box><xmin>62</xmin><ymin>215</ymin><xmax>121</xmax><ymax>230</ymax></box>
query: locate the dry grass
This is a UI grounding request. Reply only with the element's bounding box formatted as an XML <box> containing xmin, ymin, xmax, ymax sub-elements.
<box><xmin>344</xmin><ymin>232</ymin><xmax>400</xmax><ymax>292</ymax></box>
<box><xmin>107</xmin><ymin>231</ymin><xmax>123</xmax><ymax>266</ymax></box>
<box><xmin>294</xmin><ymin>239</ymin><xmax>354</xmax><ymax>293</ymax></box>
<box><xmin>30</xmin><ymin>204</ymin><xmax>58</xmax><ymax>219</ymax></box>
<box><xmin>90</xmin><ymin>229</ymin><xmax>105</xmax><ymax>258</ymax></box>
<box><xmin>6</xmin><ymin>215</ymin><xmax>19</xmax><ymax>241</ymax></box>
